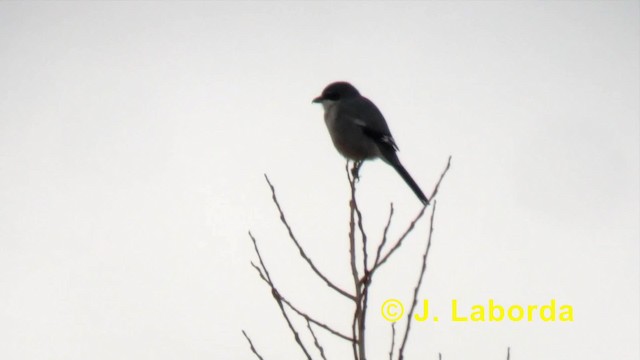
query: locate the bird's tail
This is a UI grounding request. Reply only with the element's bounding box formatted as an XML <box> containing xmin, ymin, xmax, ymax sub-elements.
<box><xmin>389</xmin><ymin>158</ymin><xmax>429</xmax><ymax>206</ymax></box>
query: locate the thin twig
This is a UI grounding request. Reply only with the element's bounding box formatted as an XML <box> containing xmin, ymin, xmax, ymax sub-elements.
<box><xmin>242</xmin><ymin>330</ymin><xmax>265</xmax><ymax>360</ymax></box>
<box><xmin>360</xmin><ymin>279</ymin><xmax>370</xmax><ymax>360</ymax></box>
<box><xmin>271</xmin><ymin>289</ymin><xmax>313</xmax><ymax>360</ymax></box>
<box><xmin>374</xmin><ymin>203</ymin><xmax>394</xmax><ymax>267</ymax></box>
<box><xmin>282</xmin><ymin>295</ymin><xmax>354</xmax><ymax>342</ymax></box>
<box><xmin>346</xmin><ymin>161</ymin><xmax>368</xmax><ymax>274</ymax></box>
<box><xmin>351</xmin><ymin>314</ymin><xmax>359</xmax><ymax>360</ymax></box>
<box><xmin>506</xmin><ymin>347</ymin><xmax>510</xmax><ymax>360</ymax></box>
<box><xmin>250</xmin><ymin>262</ymin><xmax>267</xmax><ymax>282</ymax></box>
<box><xmin>307</xmin><ymin>320</ymin><xmax>328</xmax><ymax>360</ymax></box>
<box><xmin>347</xmin><ymin>161</ymin><xmax>364</xmax><ymax>360</ymax></box>
<box><xmin>264</xmin><ymin>174</ymin><xmax>355</xmax><ymax>301</ymax></box>
<box><xmin>398</xmin><ymin>201</ymin><xmax>438</xmax><ymax>360</ymax></box>
<box><xmin>280</xmin><ymin>292</ymin><xmax>354</xmax><ymax>341</ymax></box>
<box><xmin>371</xmin><ymin>156</ymin><xmax>451</xmax><ymax>275</ymax></box>
<box><xmin>249</xmin><ymin>232</ymin><xmax>273</xmax><ymax>283</ymax></box>
<box><xmin>353</xmin><ymin>184</ymin><xmax>368</xmax><ymax>275</ymax></box>
<box><xmin>428</xmin><ymin>156</ymin><xmax>452</xmax><ymax>202</ymax></box>
<box><xmin>250</xmin><ymin>262</ymin><xmax>354</xmax><ymax>342</ymax></box>
<box><xmin>388</xmin><ymin>322</ymin><xmax>396</xmax><ymax>360</ymax></box>
<box><xmin>358</xmin><ymin>202</ymin><xmax>368</xmax><ymax>274</ymax></box>
<box><xmin>282</xmin><ymin>297</ymin><xmax>354</xmax><ymax>342</ymax></box>
<box><xmin>372</xmin><ymin>205</ymin><xmax>428</xmax><ymax>273</ymax></box>
<box><xmin>248</xmin><ymin>232</ymin><xmax>313</xmax><ymax>360</ymax></box>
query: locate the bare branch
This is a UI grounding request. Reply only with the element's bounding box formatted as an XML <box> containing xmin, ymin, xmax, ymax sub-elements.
<box><xmin>359</xmin><ymin>280</ymin><xmax>371</xmax><ymax>360</ymax></box>
<box><xmin>242</xmin><ymin>330</ymin><xmax>265</xmax><ymax>360</ymax></box>
<box><xmin>428</xmin><ymin>156</ymin><xmax>452</xmax><ymax>201</ymax></box>
<box><xmin>398</xmin><ymin>201</ymin><xmax>438</xmax><ymax>360</ymax></box>
<box><xmin>271</xmin><ymin>290</ymin><xmax>312</xmax><ymax>360</ymax></box>
<box><xmin>346</xmin><ymin>161</ymin><xmax>364</xmax><ymax>360</ymax></box>
<box><xmin>251</xmin><ymin>264</ymin><xmax>354</xmax><ymax>342</ymax></box>
<box><xmin>248</xmin><ymin>232</ymin><xmax>313</xmax><ymax>360</ymax></box>
<box><xmin>247</xmin><ymin>156</ymin><xmax>452</xmax><ymax>360</ymax></box>
<box><xmin>264</xmin><ymin>174</ymin><xmax>355</xmax><ymax>301</ymax></box>
<box><xmin>345</xmin><ymin>160</ymin><xmax>369</xmax><ymax>274</ymax></box>
<box><xmin>250</xmin><ymin>262</ymin><xmax>267</xmax><ymax>283</ymax></box>
<box><xmin>374</xmin><ymin>203</ymin><xmax>395</xmax><ymax>267</ymax></box>
<box><xmin>306</xmin><ymin>320</ymin><xmax>328</xmax><ymax>360</ymax></box>
<box><xmin>357</xmin><ymin>200</ymin><xmax>368</xmax><ymax>274</ymax></box>
<box><xmin>248</xmin><ymin>232</ymin><xmax>272</xmax><ymax>283</ymax></box>
<box><xmin>346</xmin><ymin>161</ymin><xmax>363</xmax><ymax>286</ymax></box>
<box><xmin>352</xmin><ymin>176</ymin><xmax>368</xmax><ymax>275</ymax></box>
<box><xmin>388</xmin><ymin>322</ymin><xmax>397</xmax><ymax>360</ymax></box>
<box><xmin>280</xmin><ymin>294</ymin><xmax>354</xmax><ymax>342</ymax></box>
<box><xmin>347</xmin><ymin>161</ymin><xmax>370</xmax><ymax>360</ymax></box>
<box><xmin>506</xmin><ymin>347</ymin><xmax>510</xmax><ymax>360</ymax></box>
<box><xmin>372</xmin><ymin>205</ymin><xmax>428</xmax><ymax>273</ymax></box>
<box><xmin>371</xmin><ymin>156</ymin><xmax>451</xmax><ymax>275</ymax></box>
<box><xmin>351</xmin><ymin>313</ymin><xmax>359</xmax><ymax>360</ymax></box>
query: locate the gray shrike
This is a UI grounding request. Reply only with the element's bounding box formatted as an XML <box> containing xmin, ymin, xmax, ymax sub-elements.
<box><xmin>312</xmin><ymin>81</ymin><xmax>428</xmax><ymax>205</ymax></box>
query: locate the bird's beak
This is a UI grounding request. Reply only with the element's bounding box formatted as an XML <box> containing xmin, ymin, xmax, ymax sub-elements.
<box><xmin>312</xmin><ymin>96</ymin><xmax>323</xmax><ymax>104</ymax></box>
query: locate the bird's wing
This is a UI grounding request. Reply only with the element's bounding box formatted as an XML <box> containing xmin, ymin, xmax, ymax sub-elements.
<box><xmin>342</xmin><ymin>97</ymin><xmax>399</xmax><ymax>151</ymax></box>
<box><xmin>360</xmin><ymin>126</ymin><xmax>398</xmax><ymax>151</ymax></box>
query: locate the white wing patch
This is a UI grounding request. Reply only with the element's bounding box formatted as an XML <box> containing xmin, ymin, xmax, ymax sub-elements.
<box><xmin>381</xmin><ymin>135</ymin><xmax>398</xmax><ymax>150</ymax></box>
<box><xmin>352</xmin><ymin>117</ymin><xmax>399</xmax><ymax>151</ymax></box>
<box><xmin>353</xmin><ymin>118</ymin><xmax>367</xmax><ymax>127</ymax></box>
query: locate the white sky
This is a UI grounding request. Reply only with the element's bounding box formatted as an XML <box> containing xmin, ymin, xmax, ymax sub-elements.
<box><xmin>0</xmin><ymin>1</ymin><xmax>638</xmax><ymax>359</ymax></box>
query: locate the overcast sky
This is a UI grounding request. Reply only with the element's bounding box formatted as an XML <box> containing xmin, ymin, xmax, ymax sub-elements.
<box><xmin>0</xmin><ymin>1</ymin><xmax>638</xmax><ymax>359</ymax></box>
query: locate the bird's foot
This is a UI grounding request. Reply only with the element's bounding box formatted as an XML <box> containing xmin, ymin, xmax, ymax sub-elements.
<box><xmin>350</xmin><ymin>160</ymin><xmax>362</xmax><ymax>181</ymax></box>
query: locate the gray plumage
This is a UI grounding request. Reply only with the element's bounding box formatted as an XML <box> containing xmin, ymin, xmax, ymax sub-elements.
<box><xmin>313</xmin><ymin>81</ymin><xmax>428</xmax><ymax>205</ymax></box>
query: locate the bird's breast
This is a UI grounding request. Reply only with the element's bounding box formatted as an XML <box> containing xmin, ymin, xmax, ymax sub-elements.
<box><xmin>323</xmin><ymin>103</ymin><xmax>339</xmax><ymax>131</ymax></box>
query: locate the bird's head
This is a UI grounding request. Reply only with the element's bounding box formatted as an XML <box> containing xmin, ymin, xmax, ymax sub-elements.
<box><xmin>312</xmin><ymin>81</ymin><xmax>361</xmax><ymax>105</ymax></box>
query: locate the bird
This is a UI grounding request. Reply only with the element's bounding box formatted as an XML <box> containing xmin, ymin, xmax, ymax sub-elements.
<box><xmin>312</xmin><ymin>81</ymin><xmax>428</xmax><ymax>205</ymax></box>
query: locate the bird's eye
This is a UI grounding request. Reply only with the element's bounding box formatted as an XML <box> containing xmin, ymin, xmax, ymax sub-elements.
<box><xmin>324</xmin><ymin>92</ymin><xmax>340</xmax><ymax>101</ymax></box>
